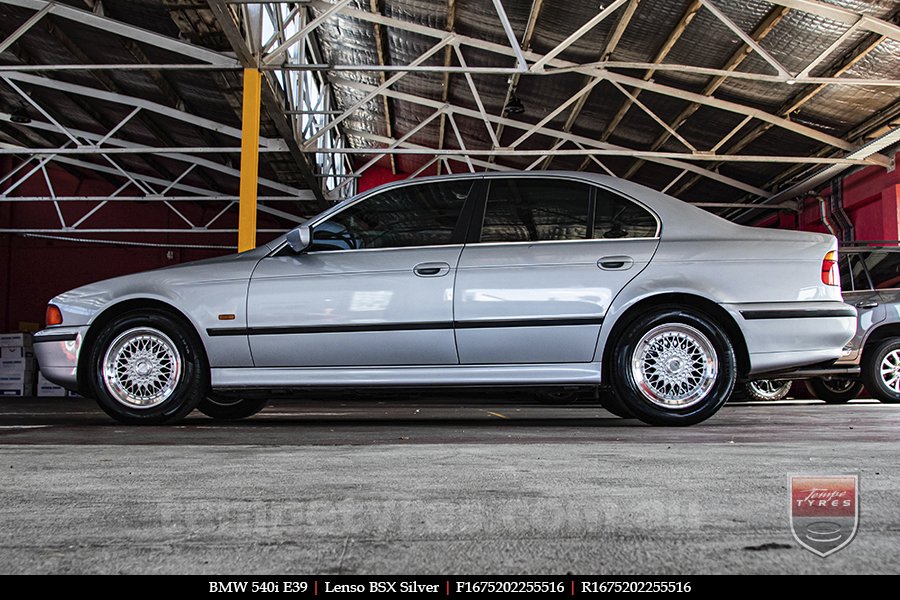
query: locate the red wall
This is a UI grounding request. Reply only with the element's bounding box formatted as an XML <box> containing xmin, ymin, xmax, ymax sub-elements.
<box><xmin>357</xmin><ymin>163</ymin><xmax>441</xmax><ymax>193</ymax></box>
<box><xmin>758</xmin><ymin>152</ymin><xmax>900</xmax><ymax>244</ymax></box>
<box><xmin>0</xmin><ymin>159</ymin><xmax>284</xmax><ymax>332</ymax></box>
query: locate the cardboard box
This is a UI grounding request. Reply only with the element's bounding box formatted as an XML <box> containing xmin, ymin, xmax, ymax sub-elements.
<box><xmin>37</xmin><ymin>373</ymin><xmax>67</xmax><ymax>397</ymax></box>
<box><xmin>0</xmin><ymin>333</ymin><xmax>33</xmax><ymax>348</ymax></box>
<box><xmin>0</xmin><ymin>357</ymin><xmax>36</xmax><ymax>373</ymax></box>
<box><xmin>0</xmin><ymin>370</ymin><xmax>34</xmax><ymax>396</ymax></box>
<box><xmin>0</xmin><ymin>346</ymin><xmax>34</xmax><ymax>360</ymax></box>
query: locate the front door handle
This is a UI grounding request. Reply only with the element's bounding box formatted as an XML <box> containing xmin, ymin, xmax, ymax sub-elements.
<box><xmin>414</xmin><ymin>262</ymin><xmax>451</xmax><ymax>277</ymax></box>
<box><xmin>855</xmin><ymin>300</ymin><xmax>879</xmax><ymax>309</ymax></box>
<box><xmin>598</xmin><ymin>256</ymin><xmax>634</xmax><ymax>271</ymax></box>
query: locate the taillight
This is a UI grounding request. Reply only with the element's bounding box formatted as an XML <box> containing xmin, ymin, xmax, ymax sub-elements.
<box><xmin>821</xmin><ymin>250</ymin><xmax>838</xmax><ymax>286</ymax></box>
<box><xmin>45</xmin><ymin>304</ymin><xmax>63</xmax><ymax>326</ymax></box>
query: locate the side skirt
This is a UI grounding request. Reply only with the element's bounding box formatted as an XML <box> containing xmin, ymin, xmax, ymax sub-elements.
<box><xmin>212</xmin><ymin>363</ymin><xmax>603</xmax><ymax>389</ymax></box>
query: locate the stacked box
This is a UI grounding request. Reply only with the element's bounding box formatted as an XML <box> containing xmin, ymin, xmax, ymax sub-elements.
<box><xmin>37</xmin><ymin>373</ymin><xmax>67</xmax><ymax>397</ymax></box>
<box><xmin>0</xmin><ymin>333</ymin><xmax>35</xmax><ymax>396</ymax></box>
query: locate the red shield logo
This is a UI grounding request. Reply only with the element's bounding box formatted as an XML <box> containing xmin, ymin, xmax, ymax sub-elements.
<box><xmin>790</xmin><ymin>475</ymin><xmax>858</xmax><ymax>557</ymax></box>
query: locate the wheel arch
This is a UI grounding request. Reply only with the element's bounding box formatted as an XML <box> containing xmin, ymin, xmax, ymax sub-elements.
<box><xmin>862</xmin><ymin>322</ymin><xmax>900</xmax><ymax>360</ymax></box>
<box><xmin>599</xmin><ymin>292</ymin><xmax>751</xmax><ymax>383</ymax></box>
<box><xmin>77</xmin><ymin>298</ymin><xmax>209</xmax><ymax>395</ymax></box>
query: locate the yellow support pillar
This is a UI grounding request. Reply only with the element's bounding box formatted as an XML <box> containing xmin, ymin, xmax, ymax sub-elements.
<box><xmin>238</xmin><ymin>68</ymin><xmax>262</xmax><ymax>252</ymax></box>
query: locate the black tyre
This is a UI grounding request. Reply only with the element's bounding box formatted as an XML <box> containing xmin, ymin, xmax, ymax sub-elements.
<box><xmin>804</xmin><ymin>378</ymin><xmax>863</xmax><ymax>404</ymax></box>
<box><xmin>862</xmin><ymin>338</ymin><xmax>900</xmax><ymax>404</ymax></box>
<box><xmin>198</xmin><ymin>394</ymin><xmax>269</xmax><ymax>420</ymax></box>
<box><xmin>88</xmin><ymin>310</ymin><xmax>207</xmax><ymax>424</ymax></box>
<box><xmin>744</xmin><ymin>379</ymin><xmax>792</xmax><ymax>402</ymax></box>
<box><xmin>610</xmin><ymin>306</ymin><xmax>737</xmax><ymax>426</ymax></box>
<box><xmin>598</xmin><ymin>390</ymin><xmax>635</xmax><ymax>418</ymax></box>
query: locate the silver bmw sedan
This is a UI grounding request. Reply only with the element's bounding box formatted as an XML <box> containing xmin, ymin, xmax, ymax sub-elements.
<box><xmin>34</xmin><ymin>172</ymin><xmax>856</xmax><ymax>426</ymax></box>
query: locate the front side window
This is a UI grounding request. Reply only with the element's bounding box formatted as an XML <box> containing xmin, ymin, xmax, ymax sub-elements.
<box><xmin>310</xmin><ymin>180</ymin><xmax>473</xmax><ymax>251</ymax></box>
<box><xmin>480</xmin><ymin>179</ymin><xmax>590</xmax><ymax>242</ymax></box>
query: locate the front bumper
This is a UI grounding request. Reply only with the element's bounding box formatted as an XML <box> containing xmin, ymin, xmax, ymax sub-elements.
<box><xmin>722</xmin><ymin>301</ymin><xmax>857</xmax><ymax>375</ymax></box>
<box><xmin>33</xmin><ymin>326</ymin><xmax>88</xmax><ymax>391</ymax></box>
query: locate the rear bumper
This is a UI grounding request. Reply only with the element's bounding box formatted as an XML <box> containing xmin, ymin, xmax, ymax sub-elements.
<box><xmin>723</xmin><ymin>301</ymin><xmax>857</xmax><ymax>375</ymax></box>
<box><xmin>33</xmin><ymin>326</ymin><xmax>88</xmax><ymax>391</ymax></box>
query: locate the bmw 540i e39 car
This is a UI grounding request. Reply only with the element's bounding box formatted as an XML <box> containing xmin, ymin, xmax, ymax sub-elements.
<box><xmin>33</xmin><ymin>172</ymin><xmax>856</xmax><ymax>426</ymax></box>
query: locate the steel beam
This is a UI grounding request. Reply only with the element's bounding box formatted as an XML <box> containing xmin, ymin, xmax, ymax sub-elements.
<box><xmin>0</xmin><ymin>0</ymin><xmax>238</xmax><ymax>65</ymax></box>
<box><xmin>238</xmin><ymin>68</ymin><xmax>262</xmax><ymax>251</ymax></box>
<box><xmin>530</xmin><ymin>0</ymin><xmax>629</xmax><ymax>72</ymax></box>
<box><xmin>0</xmin><ymin>111</ymin><xmax>308</xmax><ymax>196</ymax></box>
<box><xmin>208</xmin><ymin>0</ymin><xmax>328</xmax><ymax>209</ymax></box>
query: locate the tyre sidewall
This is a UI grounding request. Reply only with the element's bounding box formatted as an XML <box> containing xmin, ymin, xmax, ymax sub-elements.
<box><xmin>89</xmin><ymin>310</ymin><xmax>207</xmax><ymax>424</ymax></box>
<box><xmin>863</xmin><ymin>339</ymin><xmax>900</xmax><ymax>403</ymax></box>
<box><xmin>611</xmin><ymin>308</ymin><xmax>736</xmax><ymax>426</ymax></box>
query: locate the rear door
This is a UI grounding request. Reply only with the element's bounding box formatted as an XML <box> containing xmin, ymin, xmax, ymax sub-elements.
<box><xmin>840</xmin><ymin>251</ymin><xmax>886</xmax><ymax>362</ymax></box>
<box><xmin>453</xmin><ymin>176</ymin><xmax>659</xmax><ymax>364</ymax></box>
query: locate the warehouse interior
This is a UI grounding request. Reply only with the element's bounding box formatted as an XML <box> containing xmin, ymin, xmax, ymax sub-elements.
<box><xmin>1</xmin><ymin>0</ymin><xmax>900</xmax><ymax>575</ymax></box>
<box><xmin>2</xmin><ymin>0</ymin><xmax>899</xmax><ymax>336</ymax></box>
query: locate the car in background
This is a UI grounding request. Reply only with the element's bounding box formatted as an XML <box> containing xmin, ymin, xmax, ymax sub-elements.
<box><xmin>740</xmin><ymin>245</ymin><xmax>900</xmax><ymax>404</ymax></box>
<box><xmin>32</xmin><ymin>172</ymin><xmax>856</xmax><ymax>427</ymax></box>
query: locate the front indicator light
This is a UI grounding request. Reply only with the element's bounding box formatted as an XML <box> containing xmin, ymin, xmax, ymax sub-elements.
<box><xmin>46</xmin><ymin>304</ymin><xmax>63</xmax><ymax>326</ymax></box>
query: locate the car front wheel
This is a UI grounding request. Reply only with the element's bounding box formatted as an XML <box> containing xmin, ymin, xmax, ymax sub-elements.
<box><xmin>610</xmin><ymin>307</ymin><xmax>736</xmax><ymax>426</ymax></box>
<box><xmin>89</xmin><ymin>310</ymin><xmax>207</xmax><ymax>424</ymax></box>
<box><xmin>862</xmin><ymin>338</ymin><xmax>900</xmax><ymax>403</ymax></box>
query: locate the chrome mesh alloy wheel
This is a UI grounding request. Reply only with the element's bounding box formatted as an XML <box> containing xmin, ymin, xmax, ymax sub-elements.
<box><xmin>631</xmin><ymin>323</ymin><xmax>718</xmax><ymax>409</ymax></box>
<box><xmin>102</xmin><ymin>327</ymin><xmax>182</xmax><ymax>409</ymax></box>
<box><xmin>747</xmin><ymin>379</ymin><xmax>792</xmax><ymax>401</ymax></box>
<box><xmin>881</xmin><ymin>349</ymin><xmax>900</xmax><ymax>394</ymax></box>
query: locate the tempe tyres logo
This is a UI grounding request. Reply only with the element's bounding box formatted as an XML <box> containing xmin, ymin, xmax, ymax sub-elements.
<box><xmin>790</xmin><ymin>475</ymin><xmax>858</xmax><ymax>557</ymax></box>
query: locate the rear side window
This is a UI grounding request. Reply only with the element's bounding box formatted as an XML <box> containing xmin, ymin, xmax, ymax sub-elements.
<box><xmin>310</xmin><ymin>180</ymin><xmax>472</xmax><ymax>251</ymax></box>
<box><xmin>480</xmin><ymin>179</ymin><xmax>590</xmax><ymax>242</ymax></box>
<box><xmin>593</xmin><ymin>187</ymin><xmax>658</xmax><ymax>239</ymax></box>
<box><xmin>477</xmin><ymin>178</ymin><xmax>658</xmax><ymax>243</ymax></box>
<box><xmin>840</xmin><ymin>253</ymin><xmax>872</xmax><ymax>292</ymax></box>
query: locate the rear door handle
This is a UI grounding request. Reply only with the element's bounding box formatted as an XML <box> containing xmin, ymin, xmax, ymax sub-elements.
<box><xmin>413</xmin><ymin>262</ymin><xmax>451</xmax><ymax>277</ymax></box>
<box><xmin>598</xmin><ymin>256</ymin><xmax>634</xmax><ymax>271</ymax></box>
<box><xmin>855</xmin><ymin>300</ymin><xmax>879</xmax><ymax>309</ymax></box>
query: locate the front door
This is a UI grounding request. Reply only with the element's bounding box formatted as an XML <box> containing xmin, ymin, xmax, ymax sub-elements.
<box><xmin>247</xmin><ymin>178</ymin><xmax>478</xmax><ymax>367</ymax></box>
<box><xmin>454</xmin><ymin>176</ymin><xmax>659</xmax><ymax>364</ymax></box>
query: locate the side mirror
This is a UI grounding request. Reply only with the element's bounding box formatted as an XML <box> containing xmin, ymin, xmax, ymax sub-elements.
<box><xmin>286</xmin><ymin>224</ymin><xmax>312</xmax><ymax>253</ymax></box>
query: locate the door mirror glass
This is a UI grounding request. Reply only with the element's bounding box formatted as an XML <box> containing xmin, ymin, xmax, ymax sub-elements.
<box><xmin>286</xmin><ymin>224</ymin><xmax>312</xmax><ymax>253</ymax></box>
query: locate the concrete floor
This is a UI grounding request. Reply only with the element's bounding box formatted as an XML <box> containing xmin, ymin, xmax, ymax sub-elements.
<box><xmin>0</xmin><ymin>395</ymin><xmax>898</xmax><ymax>575</ymax></box>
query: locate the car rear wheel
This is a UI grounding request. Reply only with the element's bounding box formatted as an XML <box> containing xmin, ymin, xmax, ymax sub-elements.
<box><xmin>745</xmin><ymin>379</ymin><xmax>792</xmax><ymax>402</ymax></box>
<box><xmin>598</xmin><ymin>390</ymin><xmax>635</xmax><ymax>418</ymax></box>
<box><xmin>197</xmin><ymin>394</ymin><xmax>269</xmax><ymax>420</ymax></box>
<box><xmin>610</xmin><ymin>307</ymin><xmax>736</xmax><ymax>426</ymax></box>
<box><xmin>862</xmin><ymin>338</ymin><xmax>900</xmax><ymax>404</ymax></box>
<box><xmin>805</xmin><ymin>377</ymin><xmax>863</xmax><ymax>404</ymax></box>
<box><xmin>89</xmin><ymin>310</ymin><xmax>206</xmax><ymax>424</ymax></box>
